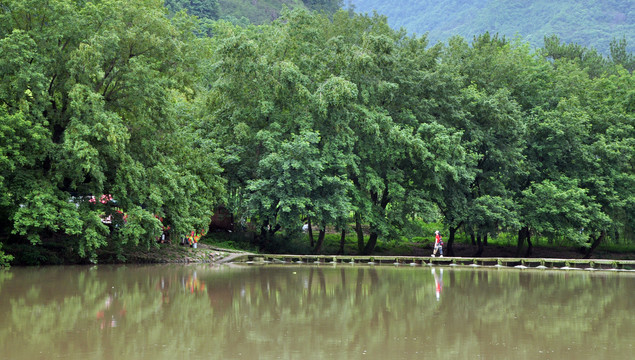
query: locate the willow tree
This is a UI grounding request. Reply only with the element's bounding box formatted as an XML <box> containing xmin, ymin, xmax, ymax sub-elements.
<box><xmin>0</xmin><ymin>0</ymin><xmax>224</xmax><ymax>262</ymax></box>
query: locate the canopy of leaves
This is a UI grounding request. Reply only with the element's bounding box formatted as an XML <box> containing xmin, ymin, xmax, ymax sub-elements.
<box><xmin>1</xmin><ymin>2</ymin><xmax>633</xmax><ymax>264</ymax></box>
<box><xmin>215</xmin><ymin>0</ymin><xmax>343</xmax><ymax>25</ymax></box>
<box><xmin>0</xmin><ymin>0</ymin><xmax>224</xmax><ymax>262</ymax></box>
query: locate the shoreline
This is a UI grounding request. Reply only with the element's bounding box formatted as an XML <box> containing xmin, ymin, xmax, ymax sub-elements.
<box><xmin>4</xmin><ymin>240</ymin><xmax>634</xmax><ymax>267</ymax></box>
<box><xmin>231</xmin><ymin>253</ymin><xmax>635</xmax><ymax>271</ymax></box>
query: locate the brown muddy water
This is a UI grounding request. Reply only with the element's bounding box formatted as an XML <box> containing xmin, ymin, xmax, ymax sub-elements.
<box><xmin>0</xmin><ymin>264</ymin><xmax>633</xmax><ymax>360</ymax></box>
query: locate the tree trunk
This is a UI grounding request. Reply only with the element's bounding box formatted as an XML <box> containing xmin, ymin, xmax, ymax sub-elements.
<box><xmin>313</xmin><ymin>228</ymin><xmax>326</xmax><ymax>254</ymax></box>
<box><xmin>471</xmin><ymin>232</ymin><xmax>476</xmax><ymax>245</ymax></box>
<box><xmin>259</xmin><ymin>222</ymin><xmax>268</xmax><ymax>243</ymax></box>
<box><xmin>446</xmin><ymin>225</ymin><xmax>459</xmax><ymax>257</ymax></box>
<box><xmin>483</xmin><ymin>233</ymin><xmax>488</xmax><ymax>246</ymax></box>
<box><xmin>258</xmin><ymin>220</ymin><xmax>270</xmax><ymax>245</ymax></box>
<box><xmin>516</xmin><ymin>226</ymin><xmax>528</xmax><ymax>257</ymax></box>
<box><xmin>258</xmin><ymin>220</ymin><xmax>281</xmax><ymax>244</ymax></box>
<box><xmin>363</xmin><ymin>232</ymin><xmax>378</xmax><ymax>255</ymax></box>
<box><xmin>338</xmin><ymin>228</ymin><xmax>346</xmax><ymax>255</ymax></box>
<box><xmin>525</xmin><ymin>230</ymin><xmax>533</xmax><ymax>257</ymax></box>
<box><xmin>584</xmin><ymin>231</ymin><xmax>605</xmax><ymax>259</ymax></box>
<box><xmin>307</xmin><ymin>217</ymin><xmax>314</xmax><ymax>248</ymax></box>
<box><xmin>473</xmin><ymin>233</ymin><xmax>484</xmax><ymax>257</ymax></box>
<box><xmin>355</xmin><ymin>213</ymin><xmax>364</xmax><ymax>253</ymax></box>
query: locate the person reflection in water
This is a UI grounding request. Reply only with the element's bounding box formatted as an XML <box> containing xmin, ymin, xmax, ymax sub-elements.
<box><xmin>96</xmin><ymin>292</ymin><xmax>126</xmax><ymax>329</ymax></box>
<box><xmin>432</xmin><ymin>268</ymin><xmax>443</xmax><ymax>301</ymax></box>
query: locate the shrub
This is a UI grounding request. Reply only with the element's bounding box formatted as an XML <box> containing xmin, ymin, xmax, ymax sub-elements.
<box><xmin>0</xmin><ymin>243</ymin><xmax>13</xmax><ymax>268</ymax></box>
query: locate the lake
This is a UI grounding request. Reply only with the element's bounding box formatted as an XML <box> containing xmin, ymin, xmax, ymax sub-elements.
<box><xmin>0</xmin><ymin>264</ymin><xmax>633</xmax><ymax>359</ymax></box>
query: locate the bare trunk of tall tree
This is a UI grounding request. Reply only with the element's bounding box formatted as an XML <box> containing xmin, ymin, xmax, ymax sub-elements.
<box><xmin>355</xmin><ymin>213</ymin><xmax>364</xmax><ymax>253</ymax></box>
<box><xmin>307</xmin><ymin>217</ymin><xmax>314</xmax><ymax>248</ymax></box>
<box><xmin>363</xmin><ymin>232</ymin><xmax>379</xmax><ymax>255</ymax></box>
<box><xmin>525</xmin><ymin>230</ymin><xmax>533</xmax><ymax>257</ymax></box>
<box><xmin>446</xmin><ymin>223</ymin><xmax>461</xmax><ymax>257</ymax></box>
<box><xmin>584</xmin><ymin>231</ymin><xmax>605</xmax><ymax>259</ymax></box>
<box><xmin>473</xmin><ymin>233</ymin><xmax>484</xmax><ymax>257</ymax></box>
<box><xmin>313</xmin><ymin>228</ymin><xmax>326</xmax><ymax>254</ymax></box>
<box><xmin>516</xmin><ymin>226</ymin><xmax>528</xmax><ymax>257</ymax></box>
<box><xmin>338</xmin><ymin>228</ymin><xmax>346</xmax><ymax>255</ymax></box>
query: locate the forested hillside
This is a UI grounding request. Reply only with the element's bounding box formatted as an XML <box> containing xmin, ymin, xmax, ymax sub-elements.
<box><xmin>218</xmin><ymin>0</ymin><xmax>303</xmax><ymax>24</ymax></box>
<box><xmin>348</xmin><ymin>0</ymin><xmax>634</xmax><ymax>54</ymax></box>
<box><xmin>1</xmin><ymin>1</ymin><xmax>633</xmax><ymax>266</ymax></box>
<box><xmin>165</xmin><ymin>0</ymin><xmax>343</xmax><ymax>25</ymax></box>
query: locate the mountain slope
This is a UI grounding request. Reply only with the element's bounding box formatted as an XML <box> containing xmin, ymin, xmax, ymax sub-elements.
<box><xmin>218</xmin><ymin>0</ymin><xmax>305</xmax><ymax>24</ymax></box>
<box><xmin>348</xmin><ymin>0</ymin><xmax>633</xmax><ymax>53</ymax></box>
<box><xmin>167</xmin><ymin>1</ymin><xmax>343</xmax><ymax>25</ymax></box>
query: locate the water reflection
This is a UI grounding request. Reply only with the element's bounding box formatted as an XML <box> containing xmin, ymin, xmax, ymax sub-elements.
<box><xmin>0</xmin><ymin>265</ymin><xmax>633</xmax><ymax>360</ymax></box>
<box><xmin>432</xmin><ymin>268</ymin><xmax>443</xmax><ymax>301</ymax></box>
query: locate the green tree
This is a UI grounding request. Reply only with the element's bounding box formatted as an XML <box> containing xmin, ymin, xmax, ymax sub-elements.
<box><xmin>0</xmin><ymin>0</ymin><xmax>224</xmax><ymax>263</ymax></box>
<box><xmin>543</xmin><ymin>35</ymin><xmax>608</xmax><ymax>78</ymax></box>
<box><xmin>165</xmin><ymin>0</ymin><xmax>220</xmax><ymax>20</ymax></box>
<box><xmin>204</xmin><ymin>12</ymin><xmax>356</xmax><ymax>248</ymax></box>
<box><xmin>609</xmin><ymin>36</ymin><xmax>634</xmax><ymax>73</ymax></box>
<box><xmin>206</xmin><ymin>10</ymin><xmax>467</xmax><ymax>254</ymax></box>
<box><xmin>517</xmin><ymin>47</ymin><xmax>634</xmax><ymax>256</ymax></box>
<box><xmin>303</xmin><ymin>0</ymin><xmax>343</xmax><ymax>14</ymax></box>
<box><xmin>165</xmin><ymin>0</ymin><xmax>220</xmax><ymax>35</ymax></box>
<box><xmin>438</xmin><ymin>33</ymin><xmax>527</xmax><ymax>256</ymax></box>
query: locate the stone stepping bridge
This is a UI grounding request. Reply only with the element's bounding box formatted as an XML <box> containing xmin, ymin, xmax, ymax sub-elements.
<box><xmin>226</xmin><ymin>254</ymin><xmax>635</xmax><ymax>271</ymax></box>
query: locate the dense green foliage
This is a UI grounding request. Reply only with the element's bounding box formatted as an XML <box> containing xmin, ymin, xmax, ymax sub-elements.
<box><xmin>349</xmin><ymin>0</ymin><xmax>634</xmax><ymax>55</ymax></box>
<box><xmin>165</xmin><ymin>0</ymin><xmax>343</xmax><ymax>29</ymax></box>
<box><xmin>1</xmin><ymin>1</ymin><xmax>633</xmax><ymax>264</ymax></box>
<box><xmin>0</xmin><ymin>0</ymin><xmax>225</xmax><ymax>263</ymax></box>
<box><xmin>165</xmin><ymin>0</ymin><xmax>219</xmax><ymax>20</ymax></box>
<box><xmin>214</xmin><ymin>0</ymin><xmax>342</xmax><ymax>25</ymax></box>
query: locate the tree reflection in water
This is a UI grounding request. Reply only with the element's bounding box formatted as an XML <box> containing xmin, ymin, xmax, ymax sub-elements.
<box><xmin>0</xmin><ymin>265</ymin><xmax>633</xmax><ymax>360</ymax></box>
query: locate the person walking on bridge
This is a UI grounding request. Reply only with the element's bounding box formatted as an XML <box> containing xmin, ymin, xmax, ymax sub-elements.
<box><xmin>432</xmin><ymin>230</ymin><xmax>444</xmax><ymax>257</ymax></box>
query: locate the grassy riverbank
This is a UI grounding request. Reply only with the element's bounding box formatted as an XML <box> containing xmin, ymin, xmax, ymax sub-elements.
<box><xmin>200</xmin><ymin>231</ymin><xmax>635</xmax><ymax>261</ymax></box>
<box><xmin>3</xmin><ymin>229</ymin><xmax>633</xmax><ymax>266</ymax></box>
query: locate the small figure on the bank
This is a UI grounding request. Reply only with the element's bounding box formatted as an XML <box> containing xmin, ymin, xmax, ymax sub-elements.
<box><xmin>432</xmin><ymin>230</ymin><xmax>444</xmax><ymax>257</ymax></box>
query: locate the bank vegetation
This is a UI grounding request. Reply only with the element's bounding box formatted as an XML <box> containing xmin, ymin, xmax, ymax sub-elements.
<box><xmin>0</xmin><ymin>0</ymin><xmax>633</xmax><ymax>266</ymax></box>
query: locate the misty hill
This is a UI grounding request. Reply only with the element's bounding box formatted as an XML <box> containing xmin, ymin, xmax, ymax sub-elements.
<box><xmin>348</xmin><ymin>0</ymin><xmax>633</xmax><ymax>53</ymax></box>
